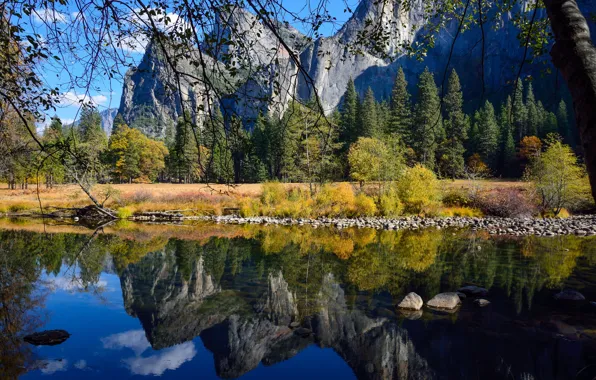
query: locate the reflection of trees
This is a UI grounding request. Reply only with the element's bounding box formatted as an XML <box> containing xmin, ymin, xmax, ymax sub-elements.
<box><xmin>0</xmin><ymin>237</ymin><xmax>48</xmax><ymax>378</ymax></box>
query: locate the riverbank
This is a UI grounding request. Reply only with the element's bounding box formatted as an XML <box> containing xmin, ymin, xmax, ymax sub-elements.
<box><xmin>189</xmin><ymin>214</ymin><xmax>596</xmax><ymax>237</ymax></box>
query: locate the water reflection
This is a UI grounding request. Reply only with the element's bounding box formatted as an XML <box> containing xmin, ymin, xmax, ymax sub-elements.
<box><xmin>1</xmin><ymin>220</ymin><xmax>595</xmax><ymax>379</ymax></box>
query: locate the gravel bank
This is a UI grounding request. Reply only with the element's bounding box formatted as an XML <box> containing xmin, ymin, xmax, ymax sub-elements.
<box><xmin>186</xmin><ymin>214</ymin><xmax>596</xmax><ymax>237</ymax></box>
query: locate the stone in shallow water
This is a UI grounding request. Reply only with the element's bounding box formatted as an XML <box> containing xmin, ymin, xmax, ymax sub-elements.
<box><xmin>554</xmin><ymin>290</ymin><xmax>585</xmax><ymax>301</ymax></box>
<box><xmin>289</xmin><ymin>321</ymin><xmax>300</xmax><ymax>328</ymax></box>
<box><xmin>474</xmin><ymin>299</ymin><xmax>490</xmax><ymax>307</ymax></box>
<box><xmin>458</xmin><ymin>285</ymin><xmax>489</xmax><ymax>297</ymax></box>
<box><xmin>397</xmin><ymin>292</ymin><xmax>423</xmax><ymax>310</ymax></box>
<box><xmin>456</xmin><ymin>292</ymin><xmax>467</xmax><ymax>300</ymax></box>
<box><xmin>427</xmin><ymin>293</ymin><xmax>461</xmax><ymax>310</ymax></box>
<box><xmin>24</xmin><ymin>330</ymin><xmax>70</xmax><ymax>346</ymax></box>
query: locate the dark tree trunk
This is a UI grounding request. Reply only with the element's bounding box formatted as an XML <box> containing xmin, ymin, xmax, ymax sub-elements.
<box><xmin>544</xmin><ymin>0</ymin><xmax>596</xmax><ymax>201</ymax></box>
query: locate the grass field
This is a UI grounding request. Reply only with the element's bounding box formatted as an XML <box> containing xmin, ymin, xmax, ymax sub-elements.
<box><xmin>0</xmin><ymin>179</ymin><xmax>528</xmax><ymax>216</ymax></box>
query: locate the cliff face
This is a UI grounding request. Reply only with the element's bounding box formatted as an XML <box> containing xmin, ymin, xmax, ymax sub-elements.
<box><xmin>118</xmin><ymin>0</ymin><xmax>596</xmax><ymax>130</ymax></box>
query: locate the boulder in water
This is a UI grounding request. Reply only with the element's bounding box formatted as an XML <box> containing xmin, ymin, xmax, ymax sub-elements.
<box><xmin>427</xmin><ymin>293</ymin><xmax>461</xmax><ymax>310</ymax></box>
<box><xmin>397</xmin><ymin>292</ymin><xmax>423</xmax><ymax>310</ymax></box>
<box><xmin>458</xmin><ymin>285</ymin><xmax>489</xmax><ymax>297</ymax></box>
<box><xmin>554</xmin><ymin>290</ymin><xmax>585</xmax><ymax>302</ymax></box>
<box><xmin>24</xmin><ymin>330</ymin><xmax>70</xmax><ymax>346</ymax></box>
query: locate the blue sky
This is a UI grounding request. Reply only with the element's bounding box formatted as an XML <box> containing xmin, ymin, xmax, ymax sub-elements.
<box><xmin>29</xmin><ymin>0</ymin><xmax>360</xmax><ymax>129</ymax></box>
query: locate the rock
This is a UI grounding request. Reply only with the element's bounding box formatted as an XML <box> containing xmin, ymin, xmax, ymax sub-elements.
<box><xmin>426</xmin><ymin>293</ymin><xmax>461</xmax><ymax>310</ymax></box>
<box><xmin>456</xmin><ymin>292</ymin><xmax>467</xmax><ymax>300</ymax></box>
<box><xmin>554</xmin><ymin>290</ymin><xmax>586</xmax><ymax>302</ymax></box>
<box><xmin>474</xmin><ymin>299</ymin><xmax>490</xmax><ymax>307</ymax></box>
<box><xmin>397</xmin><ymin>292</ymin><xmax>423</xmax><ymax>311</ymax></box>
<box><xmin>289</xmin><ymin>321</ymin><xmax>300</xmax><ymax>328</ymax></box>
<box><xmin>458</xmin><ymin>285</ymin><xmax>489</xmax><ymax>297</ymax></box>
<box><xmin>24</xmin><ymin>330</ymin><xmax>70</xmax><ymax>346</ymax></box>
<box><xmin>293</xmin><ymin>327</ymin><xmax>312</xmax><ymax>338</ymax></box>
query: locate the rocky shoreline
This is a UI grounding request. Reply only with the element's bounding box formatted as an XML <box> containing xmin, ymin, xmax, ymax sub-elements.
<box><xmin>184</xmin><ymin>214</ymin><xmax>596</xmax><ymax>237</ymax></box>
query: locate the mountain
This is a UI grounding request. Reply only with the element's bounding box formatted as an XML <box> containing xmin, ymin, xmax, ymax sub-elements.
<box><xmin>99</xmin><ymin>108</ymin><xmax>118</xmax><ymax>136</ymax></box>
<box><xmin>118</xmin><ymin>0</ymin><xmax>596</xmax><ymax>134</ymax></box>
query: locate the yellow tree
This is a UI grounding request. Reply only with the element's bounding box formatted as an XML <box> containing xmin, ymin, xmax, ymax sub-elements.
<box><xmin>107</xmin><ymin>126</ymin><xmax>168</xmax><ymax>183</ymax></box>
<box><xmin>525</xmin><ymin>136</ymin><xmax>591</xmax><ymax>215</ymax></box>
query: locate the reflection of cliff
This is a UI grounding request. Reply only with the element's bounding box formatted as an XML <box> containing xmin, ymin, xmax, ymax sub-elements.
<box><xmin>120</xmin><ymin>247</ymin><xmax>594</xmax><ymax>380</ymax></box>
<box><xmin>313</xmin><ymin>274</ymin><xmax>433</xmax><ymax>379</ymax></box>
<box><xmin>120</xmin><ymin>250</ymin><xmax>220</xmax><ymax>348</ymax></box>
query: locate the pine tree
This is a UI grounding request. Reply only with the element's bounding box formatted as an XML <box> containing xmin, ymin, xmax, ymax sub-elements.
<box><xmin>388</xmin><ymin>67</ymin><xmax>412</xmax><ymax>142</ymax></box>
<box><xmin>376</xmin><ymin>100</ymin><xmax>390</xmax><ymax>135</ymax></box>
<box><xmin>360</xmin><ymin>87</ymin><xmax>379</xmax><ymax>138</ymax></box>
<box><xmin>474</xmin><ymin>100</ymin><xmax>499</xmax><ymax>169</ymax></box>
<box><xmin>525</xmin><ymin>83</ymin><xmax>539</xmax><ymax>136</ymax></box>
<box><xmin>172</xmin><ymin>113</ymin><xmax>200</xmax><ymax>182</ymax></box>
<box><xmin>111</xmin><ymin>114</ymin><xmax>126</xmax><ymax>136</ymax></box>
<box><xmin>499</xmin><ymin>97</ymin><xmax>516</xmax><ymax>176</ymax></box>
<box><xmin>47</xmin><ymin>117</ymin><xmax>63</xmax><ymax>138</ymax></box>
<box><xmin>545</xmin><ymin>112</ymin><xmax>559</xmax><ymax>136</ymax></box>
<box><xmin>412</xmin><ymin>67</ymin><xmax>443</xmax><ymax>170</ymax></box>
<box><xmin>557</xmin><ymin>100</ymin><xmax>572</xmax><ymax>145</ymax></box>
<box><xmin>339</xmin><ymin>78</ymin><xmax>360</xmax><ymax>150</ymax></box>
<box><xmin>442</xmin><ymin>69</ymin><xmax>467</xmax><ymax>177</ymax></box>
<box><xmin>512</xmin><ymin>80</ymin><xmax>527</xmax><ymax>142</ymax></box>
<box><xmin>536</xmin><ymin>100</ymin><xmax>547</xmax><ymax>137</ymax></box>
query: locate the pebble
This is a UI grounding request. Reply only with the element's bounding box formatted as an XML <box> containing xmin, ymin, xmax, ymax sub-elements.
<box><xmin>187</xmin><ymin>215</ymin><xmax>596</xmax><ymax>237</ymax></box>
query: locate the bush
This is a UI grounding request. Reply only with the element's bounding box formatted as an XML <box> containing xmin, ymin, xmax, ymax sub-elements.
<box><xmin>476</xmin><ymin>188</ymin><xmax>537</xmax><ymax>218</ymax></box>
<box><xmin>354</xmin><ymin>193</ymin><xmax>377</xmax><ymax>216</ymax></box>
<box><xmin>260</xmin><ymin>182</ymin><xmax>286</xmax><ymax>207</ymax></box>
<box><xmin>442</xmin><ymin>189</ymin><xmax>472</xmax><ymax>207</ymax></box>
<box><xmin>239</xmin><ymin>198</ymin><xmax>259</xmax><ymax>217</ymax></box>
<box><xmin>379</xmin><ymin>187</ymin><xmax>403</xmax><ymax>217</ymax></box>
<box><xmin>436</xmin><ymin>206</ymin><xmax>483</xmax><ymax>217</ymax></box>
<box><xmin>116</xmin><ymin>207</ymin><xmax>134</xmax><ymax>219</ymax></box>
<box><xmin>315</xmin><ymin>183</ymin><xmax>356</xmax><ymax>217</ymax></box>
<box><xmin>398</xmin><ymin>165</ymin><xmax>440</xmax><ymax>215</ymax></box>
<box><xmin>129</xmin><ymin>189</ymin><xmax>154</xmax><ymax>204</ymax></box>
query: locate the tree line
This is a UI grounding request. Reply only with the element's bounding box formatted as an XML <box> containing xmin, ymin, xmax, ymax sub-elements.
<box><xmin>0</xmin><ymin>67</ymin><xmax>577</xmax><ymax>188</ymax></box>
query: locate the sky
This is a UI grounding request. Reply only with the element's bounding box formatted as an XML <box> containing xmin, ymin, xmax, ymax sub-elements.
<box><xmin>28</xmin><ymin>0</ymin><xmax>361</xmax><ymax>129</ymax></box>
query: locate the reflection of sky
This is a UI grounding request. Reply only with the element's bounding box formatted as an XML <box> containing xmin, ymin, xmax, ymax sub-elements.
<box><xmin>22</xmin><ymin>264</ymin><xmax>354</xmax><ymax>379</ymax></box>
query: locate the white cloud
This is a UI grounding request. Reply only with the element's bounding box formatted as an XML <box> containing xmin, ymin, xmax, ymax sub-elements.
<box><xmin>33</xmin><ymin>8</ymin><xmax>68</xmax><ymax>24</ymax></box>
<box><xmin>74</xmin><ymin>359</ymin><xmax>87</xmax><ymax>370</ymax></box>
<box><xmin>115</xmin><ymin>35</ymin><xmax>149</xmax><ymax>54</ymax></box>
<box><xmin>101</xmin><ymin>330</ymin><xmax>151</xmax><ymax>356</ymax></box>
<box><xmin>47</xmin><ymin>276</ymin><xmax>108</xmax><ymax>292</ymax></box>
<box><xmin>123</xmin><ymin>342</ymin><xmax>196</xmax><ymax>376</ymax></box>
<box><xmin>36</xmin><ymin>359</ymin><xmax>68</xmax><ymax>375</ymax></box>
<box><xmin>59</xmin><ymin>91</ymin><xmax>108</xmax><ymax>107</ymax></box>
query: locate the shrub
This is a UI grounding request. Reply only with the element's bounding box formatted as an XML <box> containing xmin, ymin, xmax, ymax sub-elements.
<box><xmin>260</xmin><ymin>182</ymin><xmax>286</xmax><ymax>207</ymax></box>
<box><xmin>476</xmin><ymin>188</ymin><xmax>537</xmax><ymax>218</ymax></box>
<box><xmin>239</xmin><ymin>198</ymin><xmax>259</xmax><ymax>217</ymax></box>
<box><xmin>379</xmin><ymin>187</ymin><xmax>403</xmax><ymax>217</ymax></box>
<box><xmin>354</xmin><ymin>193</ymin><xmax>377</xmax><ymax>216</ymax></box>
<box><xmin>442</xmin><ymin>189</ymin><xmax>472</xmax><ymax>207</ymax></box>
<box><xmin>398</xmin><ymin>165</ymin><xmax>440</xmax><ymax>215</ymax></box>
<box><xmin>8</xmin><ymin>203</ymin><xmax>29</xmax><ymax>213</ymax></box>
<box><xmin>315</xmin><ymin>183</ymin><xmax>356</xmax><ymax>217</ymax></box>
<box><xmin>116</xmin><ymin>207</ymin><xmax>134</xmax><ymax>219</ymax></box>
<box><xmin>436</xmin><ymin>206</ymin><xmax>483</xmax><ymax>217</ymax></box>
<box><xmin>129</xmin><ymin>189</ymin><xmax>154</xmax><ymax>204</ymax></box>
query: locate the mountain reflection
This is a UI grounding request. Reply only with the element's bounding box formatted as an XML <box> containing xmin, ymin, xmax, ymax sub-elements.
<box><xmin>1</xmin><ymin>221</ymin><xmax>596</xmax><ymax>379</ymax></box>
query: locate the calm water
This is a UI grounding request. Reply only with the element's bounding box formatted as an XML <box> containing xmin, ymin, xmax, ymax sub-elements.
<box><xmin>2</xmin><ymin>219</ymin><xmax>596</xmax><ymax>379</ymax></box>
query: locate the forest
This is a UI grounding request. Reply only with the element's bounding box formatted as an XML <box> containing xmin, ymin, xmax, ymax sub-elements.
<box><xmin>0</xmin><ymin>68</ymin><xmax>578</xmax><ymax>187</ymax></box>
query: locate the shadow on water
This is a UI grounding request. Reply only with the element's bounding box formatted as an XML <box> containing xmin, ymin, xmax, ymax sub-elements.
<box><xmin>1</xmin><ymin>218</ymin><xmax>596</xmax><ymax>379</ymax></box>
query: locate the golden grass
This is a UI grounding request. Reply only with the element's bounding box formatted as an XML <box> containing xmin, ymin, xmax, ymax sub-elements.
<box><xmin>0</xmin><ymin>180</ymin><xmax>527</xmax><ymax>217</ymax></box>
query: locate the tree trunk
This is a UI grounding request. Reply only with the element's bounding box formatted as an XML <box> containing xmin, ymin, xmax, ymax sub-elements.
<box><xmin>544</xmin><ymin>0</ymin><xmax>596</xmax><ymax>201</ymax></box>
